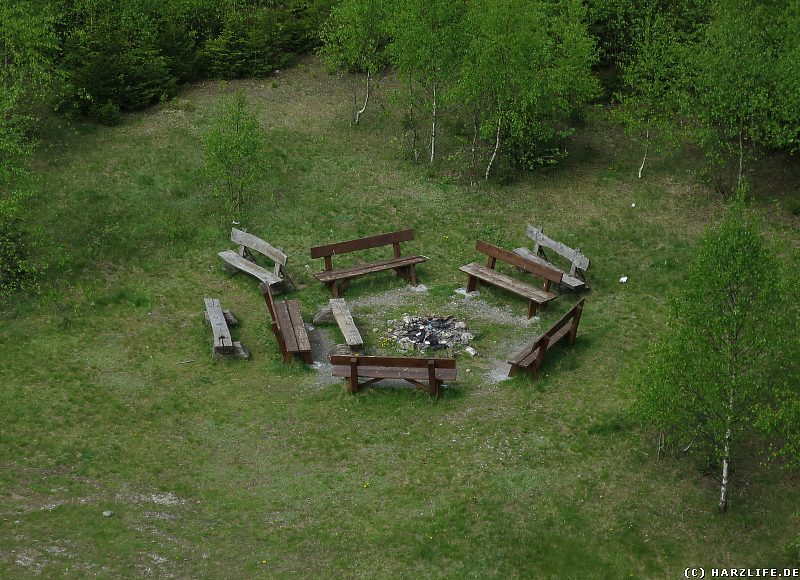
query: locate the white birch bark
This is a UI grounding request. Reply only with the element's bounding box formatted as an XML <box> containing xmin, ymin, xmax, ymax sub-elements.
<box><xmin>354</xmin><ymin>70</ymin><xmax>370</xmax><ymax>125</ymax></box>
<box><xmin>638</xmin><ymin>124</ymin><xmax>649</xmax><ymax>179</ymax></box>
<box><xmin>430</xmin><ymin>80</ymin><xmax>436</xmax><ymax>165</ymax></box>
<box><xmin>485</xmin><ymin>117</ymin><xmax>501</xmax><ymax>180</ymax></box>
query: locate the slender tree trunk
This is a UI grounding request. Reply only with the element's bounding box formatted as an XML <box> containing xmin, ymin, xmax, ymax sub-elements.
<box><xmin>737</xmin><ymin>128</ymin><xmax>744</xmax><ymax>191</ymax></box>
<box><xmin>657</xmin><ymin>430</ymin><xmax>665</xmax><ymax>459</ymax></box>
<box><xmin>485</xmin><ymin>117</ymin><xmax>501</xmax><ymax>180</ymax></box>
<box><xmin>409</xmin><ymin>78</ymin><xmax>418</xmax><ymax>162</ymax></box>
<box><xmin>638</xmin><ymin>123</ymin><xmax>649</xmax><ymax>179</ymax></box>
<box><xmin>470</xmin><ymin>112</ymin><xmax>479</xmax><ymax>186</ymax></box>
<box><xmin>719</xmin><ymin>424</ymin><xmax>732</xmax><ymax>513</ymax></box>
<box><xmin>355</xmin><ymin>70</ymin><xmax>371</xmax><ymax>125</ymax></box>
<box><xmin>719</xmin><ymin>386</ymin><xmax>735</xmax><ymax>513</ymax></box>
<box><xmin>430</xmin><ymin>80</ymin><xmax>436</xmax><ymax>165</ymax></box>
<box><xmin>351</xmin><ymin>75</ymin><xmax>358</xmax><ymax>127</ymax></box>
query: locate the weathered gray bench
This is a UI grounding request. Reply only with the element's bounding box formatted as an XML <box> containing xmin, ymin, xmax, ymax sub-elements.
<box><xmin>507</xmin><ymin>298</ymin><xmax>585</xmax><ymax>378</ymax></box>
<box><xmin>513</xmin><ymin>225</ymin><xmax>590</xmax><ymax>291</ymax></box>
<box><xmin>218</xmin><ymin>228</ymin><xmax>289</xmax><ymax>292</ymax></box>
<box><xmin>460</xmin><ymin>240</ymin><xmax>562</xmax><ymax>318</ymax></box>
<box><xmin>330</xmin><ymin>355</ymin><xmax>456</xmax><ymax>399</ymax></box>
<box><xmin>204</xmin><ymin>298</ymin><xmax>250</xmax><ymax>359</ymax></box>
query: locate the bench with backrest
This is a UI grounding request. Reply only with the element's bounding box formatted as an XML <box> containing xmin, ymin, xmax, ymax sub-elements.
<box><xmin>260</xmin><ymin>282</ymin><xmax>312</xmax><ymax>364</ymax></box>
<box><xmin>310</xmin><ymin>229</ymin><xmax>426</xmax><ymax>297</ymax></box>
<box><xmin>507</xmin><ymin>298</ymin><xmax>585</xmax><ymax>378</ymax></box>
<box><xmin>219</xmin><ymin>228</ymin><xmax>289</xmax><ymax>292</ymax></box>
<box><xmin>204</xmin><ymin>298</ymin><xmax>250</xmax><ymax>359</ymax></box>
<box><xmin>513</xmin><ymin>225</ymin><xmax>590</xmax><ymax>291</ymax></box>
<box><xmin>329</xmin><ymin>355</ymin><xmax>456</xmax><ymax>399</ymax></box>
<box><xmin>459</xmin><ymin>240</ymin><xmax>563</xmax><ymax>318</ymax></box>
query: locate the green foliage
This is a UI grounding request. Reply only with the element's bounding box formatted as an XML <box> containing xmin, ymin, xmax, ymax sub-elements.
<box><xmin>320</xmin><ymin>0</ymin><xmax>390</xmax><ymax>74</ymax></box>
<box><xmin>203</xmin><ymin>91</ymin><xmax>267</xmax><ymax>217</ymax></box>
<box><xmin>0</xmin><ymin>1</ymin><xmax>58</xmax><ymax>299</ymax></box>
<box><xmin>633</xmin><ymin>193</ymin><xmax>798</xmax><ymax>501</ymax></box>
<box><xmin>453</xmin><ymin>0</ymin><xmax>599</xmax><ymax>176</ymax></box>
<box><xmin>62</xmin><ymin>4</ymin><xmax>177</xmax><ymax>122</ymax></box>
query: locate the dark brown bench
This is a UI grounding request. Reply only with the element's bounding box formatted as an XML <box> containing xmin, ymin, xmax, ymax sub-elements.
<box><xmin>459</xmin><ymin>240</ymin><xmax>563</xmax><ymax>318</ymax></box>
<box><xmin>260</xmin><ymin>282</ymin><xmax>312</xmax><ymax>364</ymax></box>
<box><xmin>310</xmin><ymin>229</ymin><xmax>426</xmax><ymax>297</ymax></box>
<box><xmin>513</xmin><ymin>225</ymin><xmax>590</xmax><ymax>291</ymax></box>
<box><xmin>203</xmin><ymin>298</ymin><xmax>250</xmax><ymax>359</ymax></box>
<box><xmin>508</xmin><ymin>298</ymin><xmax>585</xmax><ymax>378</ymax></box>
<box><xmin>219</xmin><ymin>228</ymin><xmax>290</xmax><ymax>292</ymax></box>
<box><xmin>330</xmin><ymin>355</ymin><xmax>456</xmax><ymax>399</ymax></box>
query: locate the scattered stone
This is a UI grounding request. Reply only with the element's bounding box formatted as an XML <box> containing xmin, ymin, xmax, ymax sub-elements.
<box><xmin>306</xmin><ymin>324</ymin><xmax>315</xmax><ymax>332</ymax></box>
<box><xmin>385</xmin><ymin>315</ymin><xmax>473</xmax><ymax>353</ymax></box>
<box><xmin>619</xmin><ymin>276</ymin><xmax>628</xmax><ymax>283</ymax></box>
<box><xmin>102</xmin><ymin>511</ymin><xmax>114</xmax><ymax>517</ymax></box>
<box><xmin>410</xmin><ymin>284</ymin><xmax>428</xmax><ymax>293</ymax></box>
<box><xmin>464</xmin><ymin>346</ymin><xmax>478</xmax><ymax>357</ymax></box>
<box><xmin>454</xmin><ymin>287</ymin><xmax>480</xmax><ymax>298</ymax></box>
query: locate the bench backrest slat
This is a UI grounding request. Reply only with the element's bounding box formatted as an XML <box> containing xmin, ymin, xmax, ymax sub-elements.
<box><xmin>329</xmin><ymin>354</ymin><xmax>456</xmax><ymax>369</ymax></box>
<box><xmin>542</xmin><ymin>297</ymin><xmax>585</xmax><ymax>341</ymax></box>
<box><xmin>476</xmin><ymin>240</ymin><xmax>563</xmax><ymax>284</ymax></box>
<box><xmin>231</xmin><ymin>228</ymin><xmax>287</xmax><ymax>266</ymax></box>
<box><xmin>310</xmin><ymin>229</ymin><xmax>415</xmax><ymax>258</ymax></box>
<box><xmin>526</xmin><ymin>225</ymin><xmax>590</xmax><ymax>272</ymax></box>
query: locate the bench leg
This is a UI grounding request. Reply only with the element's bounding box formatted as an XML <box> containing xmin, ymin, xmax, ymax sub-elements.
<box><xmin>508</xmin><ymin>364</ymin><xmax>520</xmax><ymax>378</ymax></box>
<box><xmin>348</xmin><ymin>358</ymin><xmax>359</xmax><ymax>394</ymax></box>
<box><xmin>427</xmin><ymin>360</ymin><xmax>439</xmax><ymax>400</ymax></box>
<box><xmin>331</xmin><ymin>281</ymin><xmax>340</xmax><ymax>298</ymax></box>
<box><xmin>408</xmin><ymin>264</ymin><xmax>418</xmax><ymax>286</ymax></box>
<box><xmin>466</xmin><ymin>275</ymin><xmax>477</xmax><ymax>293</ymax></box>
<box><xmin>283</xmin><ymin>351</ymin><xmax>293</xmax><ymax>363</ymax></box>
<box><xmin>527</xmin><ymin>301</ymin><xmax>538</xmax><ymax>319</ymax></box>
<box><xmin>301</xmin><ymin>351</ymin><xmax>313</xmax><ymax>364</ymax></box>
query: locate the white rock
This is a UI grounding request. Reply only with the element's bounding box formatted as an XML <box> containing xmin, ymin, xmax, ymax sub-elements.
<box><xmin>465</xmin><ymin>346</ymin><xmax>478</xmax><ymax>357</ymax></box>
<box><xmin>631</xmin><ymin>203</ymin><xmax>636</xmax><ymax>208</ymax></box>
<box><xmin>619</xmin><ymin>276</ymin><xmax>628</xmax><ymax>283</ymax></box>
<box><xmin>411</xmin><ymin>284</ymin><xmax>428</xmax><ymax>293</ymax></box>
<box><xmin>102</xmin><ymin>511</ymin><xmax>114</xmax><ymax>517</ymax></box>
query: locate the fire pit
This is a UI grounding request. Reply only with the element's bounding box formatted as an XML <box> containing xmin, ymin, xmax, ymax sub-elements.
<box><xmin>385</xmin><ymin>314</ymin><xmax>474</xmax><ymax>354</ymax></box>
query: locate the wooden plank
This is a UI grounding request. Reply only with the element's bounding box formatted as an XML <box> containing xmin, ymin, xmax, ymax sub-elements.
<box><xmin>330</xmin><ymin>355</ymin><xmax>456</xmax><ymax>369</ymax></box>
<box><xmin>285</xmin><ymin>300</ymin><xmax>311</xmax><ymax>353</ymax></box>
<box><xmin>204</xmin><ymin>298</ymin><xmax>233</xmax><ymax>351</ymax></box>
<box><xmin>525</xmin><ymin>225</ymin><xmax>590</xmax><ymax>271</ymax></box>
<box><xmin>330</xmin><ymin>365</ymin><xmax>457</xmax><ymax>381</ymax></box>
<box><xmin>218</xmin><ymin>251</ymin><xmax>282</xmax><ymax>285</ymax></box>
<box><xmin>513</xmin><ymin>248</ymin><xmax>586</xmax><ymax>290</ymax></box>
<box><xmin>475</xmin><ymin>240</ymin><xmax>563</xmax><ymax>284</ymax></box>
<box><xmin>314</xmin><ymin>255</ymin><xmax>426</xmax><ymax>283</ymax></box>
<box><xmin>274</xmin><ymin>303</ymin><xmax>299</xmax><ymax>353</ymax></box>
<box><xmin>459</xmin><ymin>263</ymin><xmax>558</xmax><ymax>303</ymax></box>
<box><xmin>310</xmin><ymin>229</ymin><xmax>415</xmax><ymax>258</ymax></box>
<box><xmin>204</xmin><ymin>309</ymin><xmax>238</xmax><ymax>326</ymax></box>
<box><xmin>230</xmin><ymin>228</ymin><xmax>287</xmax><ymax>265</ymax></box>
<box><xmin>330</xmin><ymin>298</ymin><xmax>363</xmax><ymax>350</ymax></box>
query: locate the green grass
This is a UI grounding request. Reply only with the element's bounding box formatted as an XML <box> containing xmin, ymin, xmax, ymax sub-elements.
<box><xmin>1</xmin><ymin>60</ymin><xmax>798</xmax><ymax>577</ymax></box>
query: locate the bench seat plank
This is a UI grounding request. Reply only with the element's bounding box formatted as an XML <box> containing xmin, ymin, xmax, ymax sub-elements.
<box><xmin>459</xmin><ymin>262</ymin><xmax>558</xmax><ymax>303</ymax></box>
<box><xmin>314</xmin><ymin>255</ymin><xmax>426</xmax><ymax>283</ymax></box>
<box><xmin>330</xmin><ymin>365</ymin><xmax>457</xmax><ymax>381</ymax></box>
<box><xmin>330</xmin><ymin>298</ymin><xmax>363</xmax><ymax>350</ymax></box>
<box><xmin>274</xmin><ymin>300</ymin><xmax>310</xmax><ymax>354</ymax></box>
<box><xmin>513</xmin><ymin>247</ymin><xmax>586</xmax><ymax>291</ymax></box>
<box><xmin>204</xmin><ymin>298</ymin><xmax>234</xmax><ymax>352</ymax></box>
<box><xmin>218</xmin><ymin>250</ymin><xmax>282</xmax><ymax>285</ymax></box>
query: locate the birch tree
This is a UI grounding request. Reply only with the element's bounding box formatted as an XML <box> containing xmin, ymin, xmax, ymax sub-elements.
<box><xmin>633</xmin><ymin>194</ymin><xmax>797</xmax><ymax>513</ymax></box>
<box><xmin>452</xmin><ymin>0</ymin><xmax>598</xmax><ymax>179</ymax></box>
<box><xmin>321</xmin><ymin>0</ymin><xmax>390</xmax><ymax>125</ymax></box>
<box><xmin>388</xmin><ymin>0</ymin><xmax>465</xmax><ymax>164</ymax></box>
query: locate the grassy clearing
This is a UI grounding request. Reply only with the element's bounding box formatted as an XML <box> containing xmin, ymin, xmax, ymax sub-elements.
<box><xmin>1</xmin><ymin>59</ymin><xmax>798</xmax><ymax>577</ymax></box>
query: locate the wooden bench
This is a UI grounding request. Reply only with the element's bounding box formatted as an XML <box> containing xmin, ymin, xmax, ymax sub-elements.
<box><xmin>204</xmin><ymin>298</ymin><xmax>250</xmax><ymax>359</ymax></box>
<box><xmin>330</xmin><ymin>355</ymin><xmax>456</xmax><ymax>399</ymax></box>
<box><xmin>507</xmin><ymin>298</ymin><xmax>585</xmax><ymax>378</ymax></box>
<box><xmin>459</xmin><ymin>240</ymin><xmax>562</xmax><ymax>318</ymax></box>
<box><xmin>219</xmin><ymin>228</ymin><xmax>289</xmax><ymax>292</ymax></box>
<box><xmin>513</xmin><ymin>225</ymin><xmax>590</xmax><ymax>291</ymax></box>
<box><xmin>260</xmin><ymin>282</ymin><xmax>312</xmax><ymax>364</ymax></box>
<box><xmin>310</xmin><ymin>229</ymin><xmax>426</xmax><ymax>297</ymax></box>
